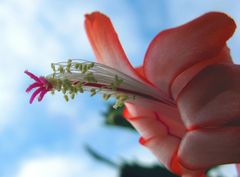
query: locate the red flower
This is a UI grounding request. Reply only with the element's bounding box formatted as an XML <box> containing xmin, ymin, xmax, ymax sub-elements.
<box><xmin>85</xmin><ymin>11</ymin><xmax>240</xmax><ymax>176</ymax></box>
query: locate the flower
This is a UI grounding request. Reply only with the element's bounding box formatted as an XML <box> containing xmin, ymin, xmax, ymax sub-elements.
<box><xmin>25</xmin><ymin>11</ymin><xmax>240</xmax><ymax>177</ymax></box>
<box><xmin>84</xmin><ymin>11</ymin><xmax>240</xmax><ymax>177</ymax></box>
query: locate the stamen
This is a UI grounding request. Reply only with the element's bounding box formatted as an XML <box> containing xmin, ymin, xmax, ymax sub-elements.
<box><xmin>43</xmin><ymin>59</ymin><xmax>175</xmax><ymax>108</ymax></box>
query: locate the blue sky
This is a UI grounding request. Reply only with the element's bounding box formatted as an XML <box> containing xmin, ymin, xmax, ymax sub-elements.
<box><xmin>0</xmin><ymin>0</ymin><xmax>240</xmax><ymax>176</ymax></box>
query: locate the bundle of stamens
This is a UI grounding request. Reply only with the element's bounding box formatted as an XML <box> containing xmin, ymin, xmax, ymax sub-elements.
<box><xmin>25</xmin><ymin>59</ymin><xmax>175</xmax><ymax>109</ymax></box>
<box><xmin>48</xmin><ymin>59</ymin><xmax>130</xmax><ymax>108</ymax></box>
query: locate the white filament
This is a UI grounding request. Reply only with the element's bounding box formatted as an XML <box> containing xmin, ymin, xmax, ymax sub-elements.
<box><xmin>48</xmin><ymin>59</ymin><xmax>175</xmax><ymax>106</ymax></box>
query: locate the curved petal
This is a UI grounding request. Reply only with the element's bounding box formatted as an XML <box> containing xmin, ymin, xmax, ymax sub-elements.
<box><xmin>171</xmin><ymin>46</ymin><xmax>233</xmax><ymax>100</ymax></box>
<box><xmin>237</xmin><ymin>164</ymin><xmax>240</xmax><ymax>176</ymax></box>
<box><xmin>124</xmin><ymin>103</ymin><xmax>169</xmax><ymax>138</ymax></box>
<box><xmin>143</xmin><ymin>12</ymin><xmax>236</xmax><ymax>97</ymax></box>
<box><xmin>177</xmin><ymin>64</ymin><xmax>240</xmax><ymax>129</ymax></box>
<box><xmin>126</xmin><ymin>98</ymin><xmax>179</xmax><ymax>122</ymax></box>
<box><xmin>124</xmin><ymin>103</ymin><xmax>206</xmax><ymax>176</ymax></box>
<box><xmin>124</xmin><ymin>103</ymin><xmax>180</xmax><ymax>169</ymax></box>
<box><xmin>178</xmin><ymin>127</ymin><xmax>240</xmax><ymax>170</ymax></box>
<box><xmin>125</xmin><ymin>100</ymin><xmax>186</xmax><ymax>138</ymax></box>
<box><xmin>85</xmin><ymin>12</ymin><xmax>144</xmax><ymax>82</ymax></box>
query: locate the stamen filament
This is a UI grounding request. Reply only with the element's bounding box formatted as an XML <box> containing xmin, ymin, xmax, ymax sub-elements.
<box><xmin>45</xmin><ymin>59</ymin><xmax>175</xmax><ymax>108</ymax></box>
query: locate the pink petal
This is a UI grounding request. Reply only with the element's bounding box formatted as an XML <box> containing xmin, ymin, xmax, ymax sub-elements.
<box><xmin>171</xmin><ymin>46</ymin><xmax>233</xmax><ymax>100</ymax></box>
<box><xmin>84</xmin><ymin>12</ymin><xmax>145</xmax><ymax>82</ymax></box>
<box><xmin>124</xmin><ymin>103</ymin><xmax>206</xmax><ymax>176</ymax></box>
<box><xmin>178</xmin><ymin>127</ymin><xmax>240</xmax><ymax>170</ymax></box>
<box><xmin>29</xmin><ymin>87</ymin><xmax>43</xmax><ymax>104</ymax></box>
<box><xmin>124</xmin><ymin>103</ymin><xmax>169</xmax><ymax>138</ymax></box>
<box><xmin>143</xmin><ymin>12</ymin><xmax>236</xmax><ymax>97</ymax></box>
<box><xmin>237</xmin><ymin>164</ymin><xmax>240</xmax><ymax>176</ymax></box>
<box><xmin>24</xmin><ymin>70</ymin><xmax>41</xmax><ymax>83</ymax></box>
<box><xmin>124</xmin><ymin>104</ymin><xmax>185</xmax><ymax>171</ymax></box>
<box><xmin>177</xmin><ymin>64</ymin><xmax>240</xmax><ymax>129</ymax></box>
<box><xmin>26</xmin><ymin>82</ymin><xmax>41</xmax><ymax>93</ymax></box>
<box><xmin>125</xmin><ymin>101</ymin><xmax>185</xmax><ymax>138</ymax></box>
<box><xmin>144</xmin><ymin>135</ymin><xmax>205</xmax><ymax>177</ymax></box>
<box><xmin>127</xmin><ymin>98</ymin><xmax>182</xmax><ymax>137</ymax></box>
<box><xmin>124</xmin><ymin>103</ymin><xmax>180</xmax><ymax>169</ymax></box>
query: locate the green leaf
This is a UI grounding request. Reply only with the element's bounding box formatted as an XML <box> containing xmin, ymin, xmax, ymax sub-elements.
<box><xmin>102</xmin><ymin>104</ymin><xmax>136</xmax><ymax>131</ymax></box>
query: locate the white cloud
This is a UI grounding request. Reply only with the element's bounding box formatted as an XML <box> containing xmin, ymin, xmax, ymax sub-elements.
<box><xmin>208</xmin><ymin>164</ymin><xmax>238</xmax><ymax>177</ymax></box>
<box><xmin>0</xmin><ymin>0</ymin><xmax>72</xmax><ymax>130</ymax></box>
<box><xmin>15</xmin><ymin>154</ymin><xmax>117</xmax><ymax>177</ymax></box>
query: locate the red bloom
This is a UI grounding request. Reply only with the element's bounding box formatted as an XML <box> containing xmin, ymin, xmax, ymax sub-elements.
<box><xmin>25</xmin><ymin>70</ymin><xmax>52</xmax><ymax>104</ymax></box>
<box><xmin>85</xmin><ymin>11</ymin><xmax>240</xmax><ymax>176</ymax></box>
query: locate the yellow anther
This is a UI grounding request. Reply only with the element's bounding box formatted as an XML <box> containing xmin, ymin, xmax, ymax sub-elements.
<box><xmin>64</xmin><ymin>95</ymin><xmax>69</xmax><ymax>102</ymax></box>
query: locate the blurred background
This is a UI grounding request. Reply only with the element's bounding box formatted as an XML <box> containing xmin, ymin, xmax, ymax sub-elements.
<box><xmin>0</xmin><ymin>0</ymin><xmax>240</xmax><ymax>176</ymax></box>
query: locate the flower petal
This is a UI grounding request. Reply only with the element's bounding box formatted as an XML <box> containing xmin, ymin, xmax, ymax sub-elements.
<box><xmin>237</xmin><ymin>164</ymin><xmax>240</xmax><ymax>176</ymax></box>
<box><xmin>135</xmin><ymin>65</ymin><xmax>145</xmax><ymax>78</ymax></box>
<box><xmin>171</xmin><ymin>46</ymin><xmax>233</xmax><ymax>100</ymax></box>
<box><xmin>177</xmin><ymin>64</ymin><xmax>240</xmax><ymax>129</ymax></box>
<box><xmin>124</xmin><ymin>103</ymin><xmax>206</xmax><ymax>176</ymax></box>
<box><xmin>85</xmin><ymin>12</ymin><xmax>142</xmax><ymax>81</ymax></box>
<box><xmin>143</xmin><ymin>12</ymin><xmax>236</xmax><ymax>97</ymax></box>
<box><xmin>125</xmin><ymin>101</ymin><xmax>185</xmax><ymax>138</ymax></box>
<box><xmin>126</xmin><ymin>98</ymin><xmax>181</xmax><ymax>130</ymax></box>
<box><xmin>178</xmin><ymin>127</ymin><xmax>240</xmax><ymax>170</ymax></box>
<box><xmin>124</xmin><ymin>103</ymin><xmax>180</xmax><ymax>169</ymax></box>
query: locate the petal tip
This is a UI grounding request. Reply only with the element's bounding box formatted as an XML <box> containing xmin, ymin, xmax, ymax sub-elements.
<box><xmin>139</xmin><ymin>137</ymin><xmax>147</xmax><ymax>146</ymax></box>
<box><xmin>85</xmin><ymin>11</ymin><xmax>109</xmax><ymax>23</ymax></box>
<box><xmin>203</xmin><ymin>11</ymin><xmax>236</xmax><ymax>37</ymax></box>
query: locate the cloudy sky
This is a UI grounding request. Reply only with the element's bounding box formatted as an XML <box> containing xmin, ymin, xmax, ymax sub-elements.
<box><xmin>0</xmin><ymin>0</ymin><xmax>240</xmax><ymax>177</ymax></box>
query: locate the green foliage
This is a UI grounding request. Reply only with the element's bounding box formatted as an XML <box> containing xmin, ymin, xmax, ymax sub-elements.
<box><xmin>102</xmin><ymin>104</ymin><xmax>135</xmax><ymax>131</ymax></box>
<box><xmin>85</xmin><ymin>145</ymin><xmax>179</xmax><ymax>177</ymax></box>
<box><xmin>85</xmin><ymin>145</ymin><xmax>118</xmax><ymax>168</ymax></box>
<box><xmin>120</xmin><ymin>163</ymin><xmax>179</xmax><ymax>177</ymax></box>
